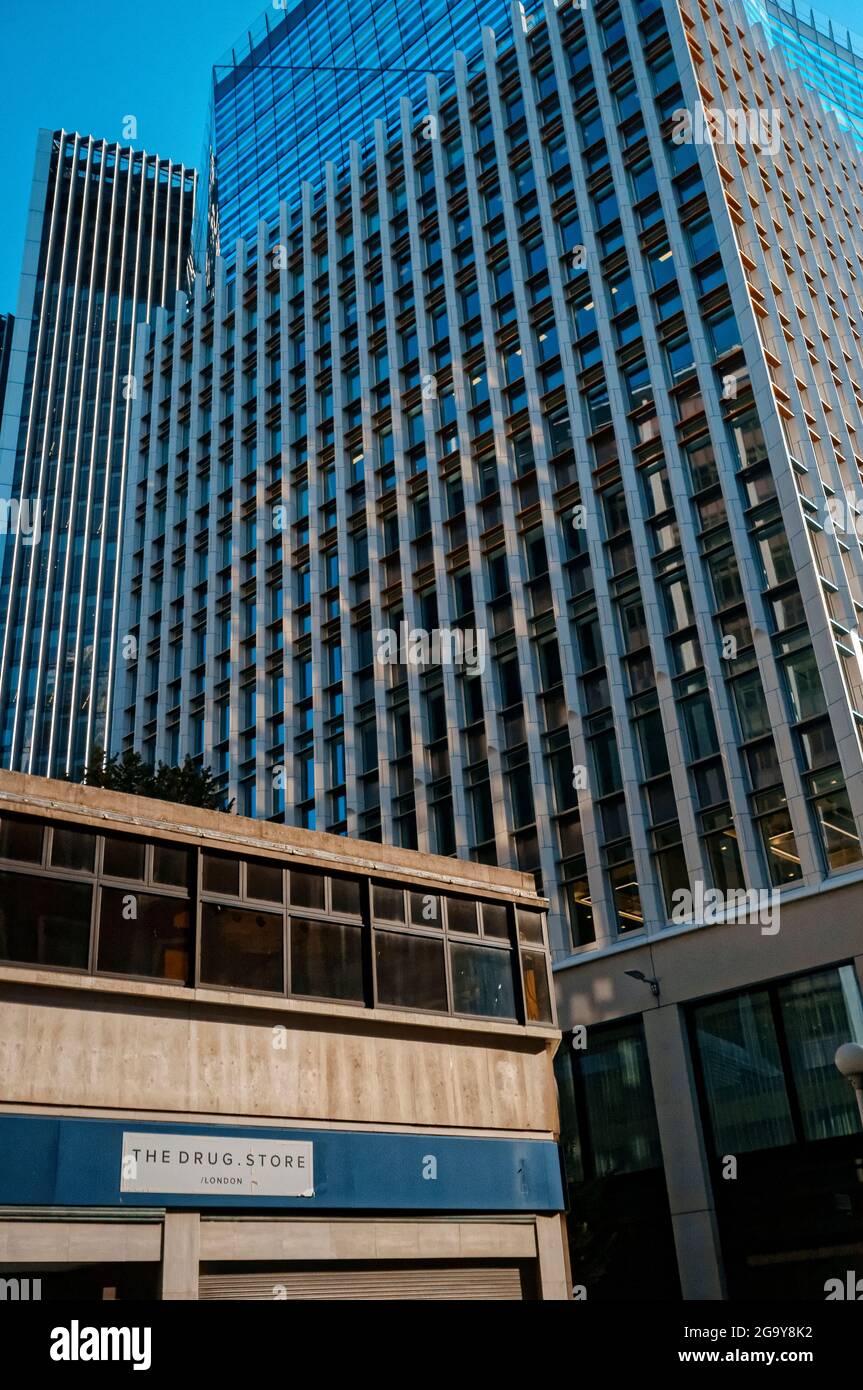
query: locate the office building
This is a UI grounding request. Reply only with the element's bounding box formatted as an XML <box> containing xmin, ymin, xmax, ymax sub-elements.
<box><xmin>118</xmin><ymin>0</ymin><xmax>863</xmax><ymax>950</ymax></box>
<box><xmin>116</xmin><ymin>0</ymin><xmax>863</xmax><ymax>1298</ymax></box>
<box><xmin>0</xmin><ymin>769</ymin><xmax>566</xmax><ymax>1299</ymax></box>
<box><xmin>207</xmin><ymin>0</ymin><xmax>543</xmax><ymax>263</ymax></box>
<box><xmin>0</xmin><ymin>131</ymin><xmax>196</xmax><ymax>780</ymax></box>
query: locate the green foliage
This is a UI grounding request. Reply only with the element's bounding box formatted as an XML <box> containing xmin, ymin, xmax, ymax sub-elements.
<box><xmin>83</xmin><ymin>747</ymin><xmax>234</xmax><ymax>813</ymax></box>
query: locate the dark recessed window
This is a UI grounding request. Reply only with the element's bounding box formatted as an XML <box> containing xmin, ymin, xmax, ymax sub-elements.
<box><xmin>246</xmin><ymin>857</ymin><xmax>283</xmax><ymax>903</ymax></box>
<box><xmin>50</xmin><ymin>826</ymin><xmax>96</xmax><ymax>872</ymax></box>
<box><xmin>409</xmin><ymin>891</ymin><xmax>441</xmax><ymax>927</ymax></box>
<box><xmin>481</xmin><ymin>901</ymin><xmax>510</xmax><ymax>939</ymax></box>
<box><xmin>97</xmin><ymin>889</ymin><xmax>190</xmax><ymax>982</ymax></box>
<box><xmin>516</xmin><ymin>907</ymin><xmax>545</xmax><ymax>944</ymax></box>
<box><xmin>0</xmin><ymin>871</ymin><xmax>90</xmax><ymax>969</ymax></box>
<box><xmin>202</xmin><ymin>851</ymin><xmax>240</xmax><ymax>896</ymax></box>
<box><xmin>291</xmin><ymin>918</ymin><xmax>363</xmax><ymax>1001</ymax></box>
<box><xmin>200</xmin><ymin>903</ymin><xmax>283</xmax><ymax>992</ymax></box>
<box><xmin>375</xmin><ymin>933</ymin><xmax>447</xmax><ymax>1011</ymax></box>
<box><xmin>451</xmin><ymin>943</ymin><xmax>516</xmax><ymax>1018</ymax></box>
<box><xmin>153</xmin><ymin>843</ymin><xmax>191</xmax><ymax>888</ymax></box>
<box><xmin>102</xmin><ymin>835</ymin><xmax>146</xmax><ymax>881</ymax></box>
<box><xmin>0</xmin><ymin>815</ymin><xmax>43</xmax><ymax>864</ymax></box>
<box><xmin>330</xmin><ymin>874</ymin><xmax>362</xmax><ymax>916</ymax></box>
<box><xmin>373</xmin><ymin>883</ymin><xmax>404</xmax><ymax>921</ymax></box>
<box><xmin>290</xmin><ymin>868</ymin><xmax>325</xmax><ymax>910</ymax></box>
<box><xmin>522</xmin><ymin>950</ymin><xmax>553</xmax><ymax>1022</ymax></box>
<box><xmin>445</xmin><ymin>896</ymin><xmax>478</xmax><ymax>934</ymax></box>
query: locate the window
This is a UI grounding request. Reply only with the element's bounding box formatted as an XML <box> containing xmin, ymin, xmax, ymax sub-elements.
<box><xmin>691</xmin><ymin>967</ymin><xmax>863</xmax><ymax>1154</ymax></box>
<box><xmin>291</xmin><ymin>918</ymin><xmax>363</xmax><ymax>1001</ymax></box>
<box><xmin>51</xmin><ymin>826</ymin><xmax>96</xmax><ymax>872</ymax></box>
<box><xmin>200</xmin><ymin>902</ymin><xmax>283</xmax><ymax>992</ymax></box>
<box><xmin>98</xmin><ymin>891</ymin><xmax>190</xmax><ymax>982</ymax></box>
<box><xmin>0</xmin><ymin>814</ymin><xmax>551</xmax><ymax>1024</ymax></box>
<box><xmin>0</xmin><ymin>815</ymin><xmax>43</xmax><ymax>863</ymax></box>
<box><xmin>451</xmin><ymin>943</ymin><xmax>515</xmax><ymax>1017</ymax></box>
<box><xmin>0</xmin><ymin>871</ymin><xmax>91</xmax><ymax>969</ymax></box>
<box><xmin>102</xmin><ymin>836</ymin><xmax>146</xmax><ymax>880</ymax></box>
<box><xmin>375</xmin><ymin>932</ymin><xmax>448</xmax><ymax>1011</ymax></box>
<box><xmin>573</xmin><ymin>1021</ymin><xmax>663</xmax><ymax>1176</ymax></box>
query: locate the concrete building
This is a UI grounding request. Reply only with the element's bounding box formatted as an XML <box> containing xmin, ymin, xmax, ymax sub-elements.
<box><xmin>0</xmin><ymin>132</ymin><xmax>196</xmax><ymax>781</ymax></box>
<box><xmin>0</xmin><ymin>770</ymin><xmax>568</xmax><ymax>1299</ymax></box>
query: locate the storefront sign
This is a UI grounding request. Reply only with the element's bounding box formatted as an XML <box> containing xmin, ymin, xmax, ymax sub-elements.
<box><xmin>0</xmin><ymin>1114</ymin><xmax>564</xmax><ymax>1211</ymax></box>
<box><xmin>120</xmin><ymin>1132</ymin><xmax>314</xmax><ymax>1197</ymax></box>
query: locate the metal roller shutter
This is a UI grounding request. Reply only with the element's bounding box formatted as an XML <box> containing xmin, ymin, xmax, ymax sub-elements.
<box><xmin>199</xmin><ymin>1261</ymin><xmax>529</xmax><ymax>1300</ymax></box>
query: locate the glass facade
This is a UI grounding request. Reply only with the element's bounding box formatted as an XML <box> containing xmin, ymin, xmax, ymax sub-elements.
<box><xmin>208</xmin><ymin>0</ymin><xmax>544</xmax><ymax>260</ymax></box>
<box><xmin>0</xmin><ymin>133</ymin><xmax>196</xmax><ymax>779</ymax></box>
<box><xmin>555</xmin><ymin>1019</ymin><xmax>680</xmax><ymax>1301</ymax></box>
<box><xmin>118</xmin><ymin>0</ymin><xmax>863</xmax><ymax>960</ymax></box>
<box><xmin>743</xmin><ymin>0</ymin><xmax>863</xmax><ymax>143</ymax></box>
<box><xmin>691</xmin><ymin>964</ymin><xmax>863</xmax><ymax>1152</ymax></box>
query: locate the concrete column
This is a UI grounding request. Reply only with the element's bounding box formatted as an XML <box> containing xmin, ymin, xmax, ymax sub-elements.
<box><xmin>535</xmin><ymin>1213</ymin><xmax>571</xmax><ymax>1300</ymax></box>
<box><xmin>160</xmin><ymin>1213</ymin><xmax>200</xmax><ymax>1301</ymax></box>
<box><xmin>642</xmin><ymin>1005</ymin><xmax>727</xmax><ymax>1300</ymax></box>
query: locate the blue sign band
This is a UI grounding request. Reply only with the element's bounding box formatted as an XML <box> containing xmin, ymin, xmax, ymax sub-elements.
<box><xmin>0</xmin><ymin>1115</ymin><xmax>564</xmax><ymax>1212</ymax></box>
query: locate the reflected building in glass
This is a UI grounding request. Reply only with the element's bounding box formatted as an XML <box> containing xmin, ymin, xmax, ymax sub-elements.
<box><xmin>206</xmin><ymin>0</ymin><xmax>543</xmax><ymax>262</ymax></box>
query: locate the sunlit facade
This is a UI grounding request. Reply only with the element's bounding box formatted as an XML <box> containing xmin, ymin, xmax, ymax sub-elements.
<box><xmin>120</xmin><ymin>0</ymin><xmax>863</xmax><ymax>965</ymax></box>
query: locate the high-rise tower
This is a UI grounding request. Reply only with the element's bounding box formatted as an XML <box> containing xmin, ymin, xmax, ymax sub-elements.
<box><xmin>119</xmin><ymin>0</ymin><xmax>863</xmax><ymax>951</ymax></box>
<box><xmin>0</xmin><ymin>131</ymin><xmax>196</xmax><ymax>777</ymax></box>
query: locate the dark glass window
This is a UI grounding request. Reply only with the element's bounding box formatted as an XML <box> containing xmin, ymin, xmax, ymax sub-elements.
<box><xmin>451</xmin><ymin>943</ymin><xmax>515</xmax><ymax>1018</ymax></box>
<box><xmin>290</xmin><ymin>869</ymin><xmax>326</xmax><ymax>909</ymax></box>
<box><xmin>202</xmin><ymin>851</ymin><xmax>240</xmax><ymax>896</ymax></box>
<box><xmin>291</xmin><ymin>918</ymin><xmax>363</xmax><ymax>1001</ymax></box>
<box><xmin>481</xmin><ymin>901</ymin><xmax>509</xmax><ymax>938</ymax></box>
<box><xmin>246</xmin><ymin>858</ymin><xmax>283</xmax><ymax>902</ymax></box>
<box><xmin>153</xmin><ymin>844</ymin><xmax>191</xmax><ymax>887</ymax></box>
<box><xmin>516</xmin><ymin>908</ymin><xmax>545</xmax><ymax>944</ymax></box>
<box><xmin>375</xmin><ymin>933</ymin><xmax>448</xmax><ymax>1010</ymax></box>
<box><xmin>102</xmin><ymin>835</ymin><xmax>146</xmax><ymax>880</ymax></box>
<box><xmin>692</xmin><ymin>966</ymin><xmax>863</xmax><ymax>1153</ymax></box>
<box><xmin>331</xmin><ymin>875</ymin><xmax>362</xmax><ymax>915</ymax></box>
<box><xmin>50</xmin><ymin>826</ymin><xmax>96</xmax><ymax>872</ymax></box>
<box><xmin>97</xmin><ymin>889</ymin><xmax>190</xmax><ymax>982</ymax></box>
<box><xmin>200</xmin><ymin>903</ymin><xmax>283</xmax><ymax>992</ymax></box>
<box><xmin>0</xmin><ymin>871</ymin><xmax>91</xmax><ymax>969</ymax></box>
<box><xmin>578</xmin><ymin>1023</ymin><xmax>662</xmax><ymax>1173</ymax></box>
<box><xmin>446</xmin><ymin>896</ymin><xmax>478</xmax><ymax>933</ymax></box>
<box><xmin>373</xmin><ymin>883</ymin><xmax>404</xmax><ymax>921</ymax></box>
<box><xmin>0</xmin><ymin>815</ymin><xmax>42</xmax><ymax>863</ymax></box>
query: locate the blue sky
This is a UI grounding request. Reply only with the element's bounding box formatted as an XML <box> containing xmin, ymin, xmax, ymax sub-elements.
<box><xmin>0</xmin><ymin>0</ymin><xmax>862</xmax><ymax>312</ymax></box>
<box><xmin>0</xmin><ymin>0</ymin><xmax>259</xmax><ymax>310</ymax></box>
